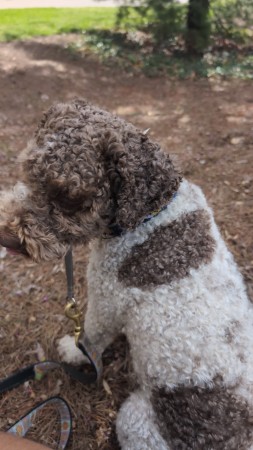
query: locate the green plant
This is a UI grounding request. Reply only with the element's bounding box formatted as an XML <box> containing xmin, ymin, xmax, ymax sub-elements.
<box><xmin>82</xmin><ymin>28</ymin><xmax>253</xmax><ymax>79</ymax></box>
<box><xmin>211</xmin><ymin>0</ymin><xmax>253</xmax><ymax>43</ymax></box>
<box><xmin>117</xmin><ymin>1</ymin><xmax>187</xmax><ymax>46</ymax></box>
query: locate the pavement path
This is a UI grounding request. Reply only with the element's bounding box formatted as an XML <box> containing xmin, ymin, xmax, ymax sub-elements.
<box><xmin>0</xmin><ymin>0</ymin><xmax>118</xmax><ymax>8</ymax></box>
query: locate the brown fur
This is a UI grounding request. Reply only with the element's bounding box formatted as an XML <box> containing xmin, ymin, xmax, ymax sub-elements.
<box><xmin>118</xmin><ymin>209</ymin><xmax>215</xmax><ymax>289</ymax></box>
<box><xmin>26</xmin><ymin>99</ymin><xmax>181</xmax><ymax>233</ymax></box>
<box><xmin>0</xmin><ymin>100</ymin><xmax>181</xmax><ymax>261</ymax></box>
<box><xmin>152</xmin><ymin>385</ymin><xmax>253</xmax><ymax>449</ymax></box>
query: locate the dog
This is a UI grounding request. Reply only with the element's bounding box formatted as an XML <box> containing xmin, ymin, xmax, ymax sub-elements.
<box><xmin>0</xmin><ymin>99</ymin><xmax>253</xmax><ymax>450</ymax></box>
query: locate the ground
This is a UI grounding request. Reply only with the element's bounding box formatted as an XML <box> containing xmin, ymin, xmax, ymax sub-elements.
<box><xmin>0</xmin><ymin>34</ymin><xmax>252</xmax><ymax>450</ymax></box>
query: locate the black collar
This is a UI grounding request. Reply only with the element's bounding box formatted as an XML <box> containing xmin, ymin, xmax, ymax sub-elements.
<box><xmin>104</xmin><ymin>192</ymin><xmax>178</xmax><ymax>238</ymax></box>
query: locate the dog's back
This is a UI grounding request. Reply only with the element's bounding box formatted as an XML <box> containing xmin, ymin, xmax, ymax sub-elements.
<box><xmin>88</xmin><ymin>179</ymin><xmax>253</xmax><ymax>449</ymax></box>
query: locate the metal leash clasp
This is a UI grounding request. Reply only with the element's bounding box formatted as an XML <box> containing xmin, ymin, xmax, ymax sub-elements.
<box><xmin>64</xmin><ymin>298</ymin><xmax>82</xmax><ymax>346</ymax></box>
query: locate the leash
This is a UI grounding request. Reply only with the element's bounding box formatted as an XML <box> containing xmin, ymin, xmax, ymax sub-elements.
<box><xmin>7</xmin><ymin>396</ymin><xmax>72</xmax><ymax>449</ymax></box>
<box><xmin>64</xmin><ymin>247</ymin><xmax>103</xmax><ymax>381</ymax></box>
<box><xmin>0</xmin><ymin>247</ymin><xmax>103</xmax><ymax>448</ymax></box>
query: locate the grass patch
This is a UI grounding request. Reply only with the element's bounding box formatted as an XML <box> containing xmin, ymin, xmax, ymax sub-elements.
<box><xmin>0</xmin><ymin>8</ymin><xmax>118</xmax><ymax>41</ymax></box>
<box><xmin>0</xmin><ymin>5</ymin><xmax>252</xmax><ymax>80</ymax></box>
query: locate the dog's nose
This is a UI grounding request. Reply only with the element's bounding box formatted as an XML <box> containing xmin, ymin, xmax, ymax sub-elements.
<box><xmin>0</xmin><ymin>229</ymin><xmax>29</xmax><ymax>256</ymax></box>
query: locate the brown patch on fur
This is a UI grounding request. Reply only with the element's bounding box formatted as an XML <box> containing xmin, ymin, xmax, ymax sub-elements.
<box><xmin>118</xmin><ymin>210</ymin><xmax>215</xmax><ymax>289</ymax></box>
<box><xmin>152</xmin><ymin>385</ymin><xmax>253</xmax><ymax>449</ymax></box>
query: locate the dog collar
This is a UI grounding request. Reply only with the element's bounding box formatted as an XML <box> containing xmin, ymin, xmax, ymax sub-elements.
<box><xmin>107</xmin><ymin>192</ymin><xmax>178</xmax><ymax>238</ymax></box>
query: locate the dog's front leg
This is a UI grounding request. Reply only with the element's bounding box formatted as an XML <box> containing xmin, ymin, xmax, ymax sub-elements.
<box><xmin>58</xmin><ymin>292</ymin><xmax>124</xmax><ymax>365</ymax></box>
<box><xmin>83</xmin><ymin>291</ymin><xmax>124</xmax><ymax>354</ymax></box>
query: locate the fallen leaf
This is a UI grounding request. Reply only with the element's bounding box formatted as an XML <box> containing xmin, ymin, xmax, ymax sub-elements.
<box><xmin>36</xmin><ymin>342</ymin><xmax>46</xmax><ymax>361</ymax></box>
<box><xmin>103</xmin><ymin>379</ymin><xmax>112</xmax><ymax>396</ymax></box>
<box><xmin>178</xmin><ymin>115</ymin><xmax>190</xmax><ymax>124</ymax></box>
<box><xmin>230</xmin><ymin>137</ymin><xmax>244</xmax><ymax>145</ymax></box>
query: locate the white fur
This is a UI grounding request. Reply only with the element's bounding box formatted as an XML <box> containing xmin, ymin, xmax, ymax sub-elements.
<box><xmin>116</xmin><ymin>390</ymin><xmax>169</xmax><ymax>450</ymax></box>
<box><xmin>58</xmin><ymin>180</ymin><xmax>253</xmax><ymax>449</ymax></box>
<box><xmin>57</xmin><ymin>335</ymin><xmax>88</xmax><ymax>365</ymax></box>
<box><xmin>0</xmin><ymin>183</ymin><xmax>30</xmax><ymax>225</ymax></box>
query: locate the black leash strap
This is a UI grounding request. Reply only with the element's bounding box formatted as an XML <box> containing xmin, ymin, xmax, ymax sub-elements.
<box><xmin>0</xmin><ymin>365</ymin><xmax>35</xmax><ymax>394</ymax></box>
<box><xmin>0</xmin><ymin>359</ymin><xmax>99</xmax><ymax>397</ymax></box>
<box><xmin>65</xmin><ymin>247</ymin><xmax>74</xmax><ymax>300</ymax></box>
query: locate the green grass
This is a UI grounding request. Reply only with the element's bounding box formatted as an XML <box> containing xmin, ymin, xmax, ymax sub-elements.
<box><xmin>0</xmin><ymin>5</ymin><xmax>252</xmax><ymax>80</ymax></box>
<box><xmin>0</xmin><ymin>8</ymin><xmax>118</xmax><ymax>41</ymax></box>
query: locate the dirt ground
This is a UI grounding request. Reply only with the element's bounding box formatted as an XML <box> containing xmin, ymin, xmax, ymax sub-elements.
<box><xmin>0</xmin><ymin>34</ymin><xmax>252</xmax><ymax>449</ymax></box>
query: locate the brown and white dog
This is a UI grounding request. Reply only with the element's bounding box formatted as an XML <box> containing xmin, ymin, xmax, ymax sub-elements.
<box><xmin>1</xmin><ymin>100</ymin><xmax>253</xmax><ymax>450</ymax></box>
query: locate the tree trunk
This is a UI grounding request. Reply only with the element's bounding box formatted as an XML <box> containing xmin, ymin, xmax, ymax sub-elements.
<box><xmin>186</xmin><ymin>0</ymin><xmax>210</xmax><ymax>55</ymax></box>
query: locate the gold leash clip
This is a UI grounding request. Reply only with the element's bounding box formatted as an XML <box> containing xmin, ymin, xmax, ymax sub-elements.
<box><xmin>64</xmin><ymin>298</ymin><xmax>82</xmax><ymax>346</ymax></box>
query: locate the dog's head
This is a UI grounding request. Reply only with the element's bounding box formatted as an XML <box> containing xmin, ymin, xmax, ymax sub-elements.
<box><xmin>0</xmin><ymin>100</ymin><xmax>181</xmax><ymax>261</ymax></box>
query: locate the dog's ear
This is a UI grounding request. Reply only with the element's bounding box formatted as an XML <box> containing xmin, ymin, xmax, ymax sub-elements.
<box><xmin>101</xmin><ymin>130</ymin><xmax>182</xmax><ymax>230</ymax></box>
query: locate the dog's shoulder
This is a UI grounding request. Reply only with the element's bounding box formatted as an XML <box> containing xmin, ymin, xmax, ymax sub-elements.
<box><xmin>117</xmin><ymin>180</ymin><xmax>217</xmax><ymax>290</ymax></box>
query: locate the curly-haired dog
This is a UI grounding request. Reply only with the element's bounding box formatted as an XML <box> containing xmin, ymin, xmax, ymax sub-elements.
<box><xmin>0</xmin><ymin>100</ymin><xmax>253</xmax><ymax>450</ymax></box>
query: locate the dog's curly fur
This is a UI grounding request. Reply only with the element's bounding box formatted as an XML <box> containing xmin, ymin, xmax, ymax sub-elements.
<box><xmin>0</xmin><ymin>100</ymin><xmax>180</xmax><ymax>261</ymax></box>
<box><xmin>1</xmin><ymin>100</ymin><xmax>253</xmax><ymax>450</ymax></box>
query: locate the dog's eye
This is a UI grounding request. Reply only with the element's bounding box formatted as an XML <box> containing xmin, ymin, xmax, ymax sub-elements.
<box><xmin>82</xmin><ymin>199</ymin><xmax>93</xmax><ymax>209</ymax></box>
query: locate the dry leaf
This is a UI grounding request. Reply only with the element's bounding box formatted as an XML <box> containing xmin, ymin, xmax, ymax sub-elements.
<box><xmin>103</xmin><ymin>379</ymin><xmax>112</xmax><ymax>396</ymax></box>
